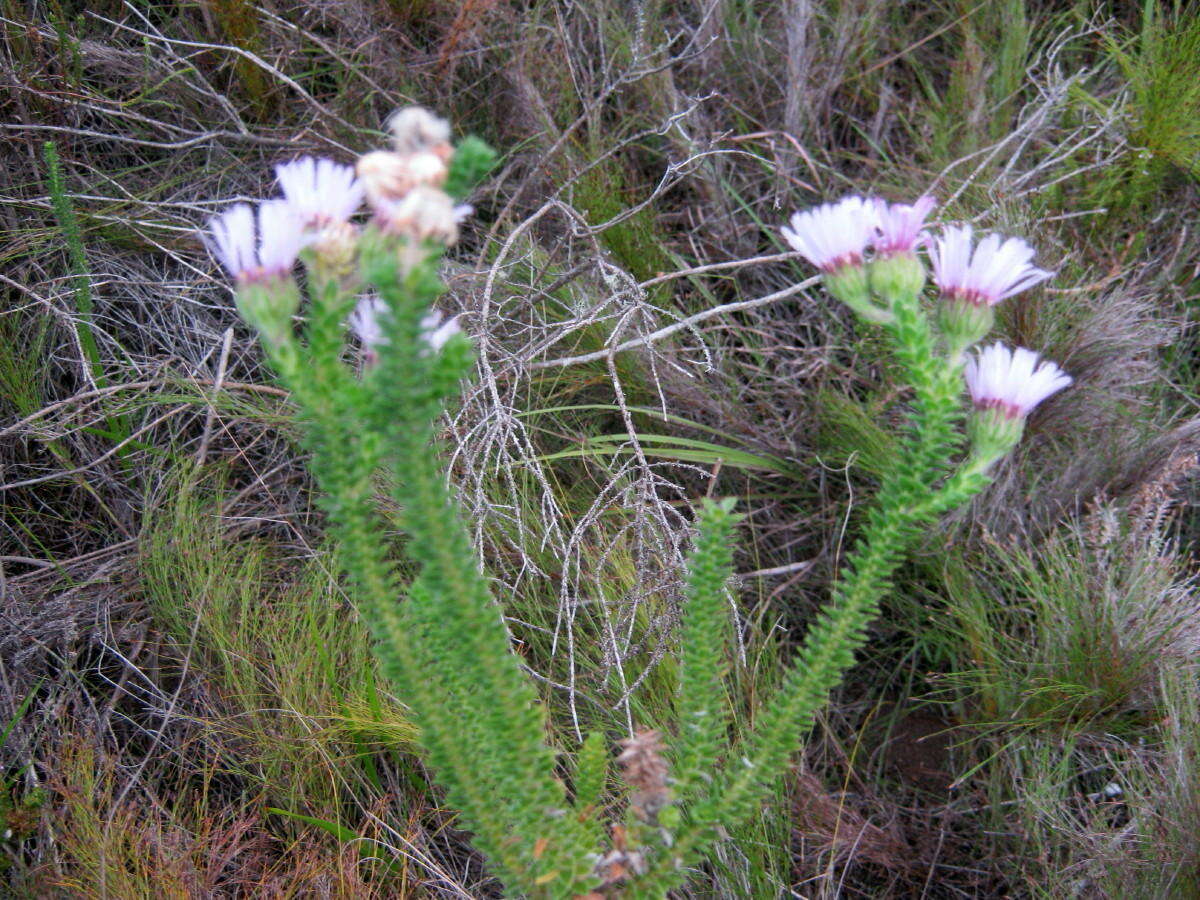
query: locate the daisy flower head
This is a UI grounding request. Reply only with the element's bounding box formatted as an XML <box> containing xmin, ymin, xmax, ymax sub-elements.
<box><xmin>348</xmin><ymin>294</ymin><xmax>462</xmax><ymax>364</ymax></box>
<box><xmin>207</xmin><ymin>203</ymin><xmax>257</xmax><ymax>282</ymax></box>
<box><xmin>868</xmin><ymin>195</ymin><xmax>936</xmax><ymax>299</ymax></box>
<box><xmin>782</xmin><ymin>195</ymin><xmax>880</xmax><ymax>274</ymax></box>
<box><xmin>965</xmin><ymin>342</ymin><xmax>1072</xmax><ymax>418</ymax></box>
<box><xmin>274</xmin><ymin>157</ymin><xmax>364</xmax><ymax>231</ymax></box>
<box><xmin>207</xmin><ymin>200</ymin><xmax>305</xmax><ymax>344</ymax></box>
<box><xmin>932</xmin><ymin>225</ymin><xmax>1053</xmax><ymax>353</ymax></box>
<box><xmin>256</xmin><ymin>199</ymin><xmax>309</xmax><ymax>279</ymax></box>
<box><xmin>931</xmin><ymin>225</ymin><xmax>1053</xmax><ymax>307</ymax></box>
<box><xmin>784</xmin><ymin>195</ymin><xmax>885</xmax><ymax>318</ymax></box>
<box><xmin>964</xmin><ymin>342</ymin><xmax>1072</xmax><ymax>461</ymax></box>
<box><xmin>872</xmin><ymin>196</ymin><xmax>936</xmax><ymax>257</ymax></box>
<box><xmin>420</xmin><ymin>310</ymin><xmax>462</xmax><ymax>352</ymax></box>
<box><xmin>207</xmin><ymin>200</ymin><xmax>306</xmax><ymax>284</ymax></box>
<box><xmin>349</xmin><ymin>294</ymin><xmax>388</xmax><ymax>349</ymax></box>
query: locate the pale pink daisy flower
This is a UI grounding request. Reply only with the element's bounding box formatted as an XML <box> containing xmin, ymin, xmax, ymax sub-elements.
<box><xmin>964</xmin><ymin>342</ymin><xmax>1072</xmax><ymax>419</ymax></box>
<box><xmin>782</xmin><ymin>195</ymin><xmax>880</xmax><ymax>272</ymax></box>
<box><xmin>931</xmin><ymin>225</ymin><xmax>1053</xmax><ymax>307</ymax></box>
<box><xmin>208</xmin><ymin>204</ymin><xmax>256</xmax><ymax>281</ymax></box>
<box><xmin>872</xmin><ymin>196</ymin><xmax>936</xmax><ymax>256</ymax></box>
<box><xmin>349</xmin><ymin>294</ymin><xmax>461</xmax><ymax>354</ymax></box>
<box><xmin>420</xmin><ymin>310</ymin><xmax>462</xmax><ymax>351</ymax></box>
<box><xmin>349</xmin><ymin>294</ymin><xmax>387</xmax><ymax>347</ymax></box>
<box><xmin>207</xmin><ymin>200</ymin><xmax>307</xmax><ymax>283</ymax></box>
<box><xmin>275</xmin><ymin>157</ymin><xmax>364</xmax><ymax>231</ymax></box>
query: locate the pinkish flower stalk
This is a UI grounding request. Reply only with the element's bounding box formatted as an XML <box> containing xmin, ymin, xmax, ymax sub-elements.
<box><xmin>868</xmin><ymin>196</ymin><xmax>935</xmax><ymax>299</ymax></box>
<box><xmin>964</xmin><ymin>342</ymin><xmax>1072</xmax><ymax>462</ymax></box>
<box><xmin>783</xmin><ymin>195</ymin><xmax>885</xmax><ymax>321</ymax></box>
<box><xmin>932</xmin><ymin>226</ymin><xmax>1054</xmax><ymax>355</ymax></box>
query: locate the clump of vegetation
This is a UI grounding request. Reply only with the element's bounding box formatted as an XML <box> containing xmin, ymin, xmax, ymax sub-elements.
<box><xmin>3</xmin><ymin>2</ymin><xmax>1199</xmax><ymax>896</ymax></box>
<box><xmin>1094</xmin><ymin>1</ymin><xmax>1200</xmax><ymax>212</ymax></box>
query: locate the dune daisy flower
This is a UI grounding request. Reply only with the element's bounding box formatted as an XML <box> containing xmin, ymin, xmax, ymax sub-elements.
<box><xmin>783</xmin><ymin>195</ymin><xmax>884</xmax><ymax>319</ymax></box>
<box><xmin>275</xmin><ymin>157</ymin><xmax>364</xmax><ymax>230</ymax></box>
<box><xmin>208</xmin><ymin>203</ymin><xmax>257</xmax><ymax>282</ymax></box>
<box><xmin>349</xmin><ymin>294</ymin><xmax>462</xmax><ymax>362</ymax></box>
<box><xmin>274</xmin><ymin>158</ymin><xmax>364</xmax><ymax>276</ymax></box>
<box><xmin>207</xmin><ymin>201</ymin><xmax>306</xmax><ymax>344</ymax></box>
<box><xmin>349</xmin><ymin>294</ymin><xmax>387</xmax><ymax>349</ymax></box>
<box><xmin>872</xmin><ymin>196</ymin><xmax>936</xmax><ymax>257</ymax></box>
<box><xmin>207</xmin><ymin>200</ymin><xmax>307</xmax><ymax>284</ymax></box>
<box><xmin>932</xmin><ymin>226</ymin><xmax>1052</xmax><ymax>306</ymax></box>
<box><xmin>869</xmin><ymin>195</ymin><xmax>936</xmax><ymax>298</ymax></box>
<box><xmin>783</xmin><ymin>195</ymin><xmax>879</xmax><ymax>273</ymax></box>
<box><xmin>964</xmin><ymin>342</ymin><xmax>1072</xmax><ymax>460</ymax></box>
<box><xmin>932</xmin><ymin>225</ymin><xmax>1054</xmax><ymax>354</ymax></box>
<box><xmin>420</xmin><ymin>310</ymin><xmax>462</xmax><ymax>351</ymax></box>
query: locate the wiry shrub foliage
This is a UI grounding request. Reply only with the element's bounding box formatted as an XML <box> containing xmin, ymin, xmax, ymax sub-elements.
<box><xmin>207</xmin><ymin>109</ymin><xmax>1075</xmax><ymax>895</ymax></box>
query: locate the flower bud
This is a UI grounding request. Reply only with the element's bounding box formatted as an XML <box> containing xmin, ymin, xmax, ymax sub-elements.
<box><xmin>967</xmin><ymin>405</ymin><xmax>1026</xmax><ymax>464</ymax></box>
<box><xmin>357</xmin><ymin>151</ymin><xmax>448</xmax><ymax>207</ymax></box>
<box><xmin>311</xmin><ymin>221</ymin><xmax>360</xmax><ymax>281</ymax></box>
<box><xmin>868</xmin><ymin>252</ymin><xmax>926</xmax><ymax>302</ymax></box>
<box><xmin>825</xmin><ymin>264</ymin><xmax>892</xmax><ymax>324</ymax></box>
<box><xmin>388</xmin><ymin>106</ymin><xmax>453</xmax><ymax>157</ymax></box>
<box><xmin>376</xmin><ymin>186</ymin><xmax>460</xmax><ymax>246</ymax></box>
<box><xmin>236</xmin><ymin>279</ymin><xmax>300</xmax><ymax>348</ymax></box>
<box><xmin>939</xmin><ymin>298</ymin><xmax>995</xmax><ymax>357</ymax></box>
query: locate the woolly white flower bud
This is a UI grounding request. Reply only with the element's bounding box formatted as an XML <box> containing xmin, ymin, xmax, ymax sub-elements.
<box><xmin>387</xmin><ymin>106</ymin><xmax>452</xmax><ymax>158</ymax></box>
<box><xmin>357</xmin><ymin>150</ymin><xmax>448</xmax><ymax>207</ymax></box>
<box><xmin>375</xmin><ymin>186</ymin><xmax>460</xmax><ymax>245</ymax></box>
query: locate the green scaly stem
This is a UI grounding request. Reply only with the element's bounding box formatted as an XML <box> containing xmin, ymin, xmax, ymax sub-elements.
<box><xmin>362</xmin><ymin>241</ymin><xmax>601</xmax><ymax>896</ymax></box>
<box><xmin>641</xmin><ymin>287</ymin><xmax>984</xmax><ymax>895</ymax></box>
